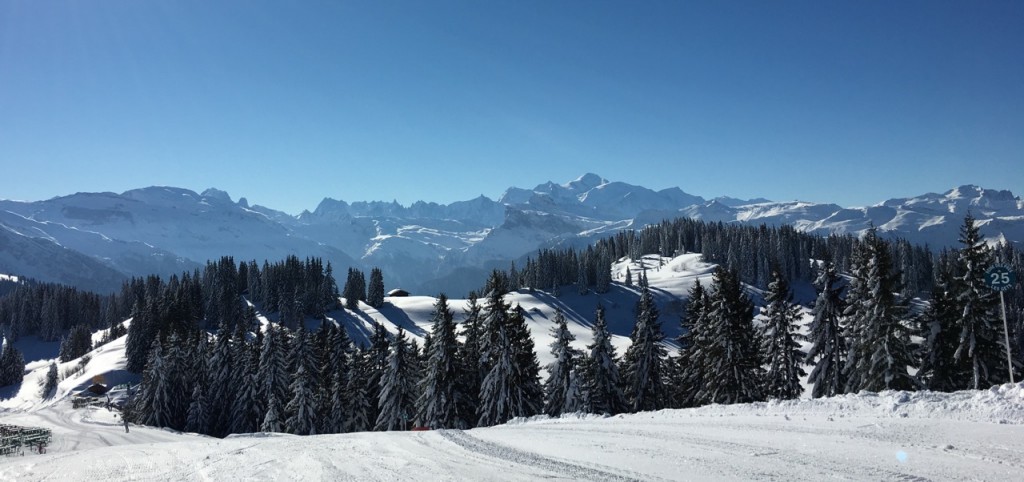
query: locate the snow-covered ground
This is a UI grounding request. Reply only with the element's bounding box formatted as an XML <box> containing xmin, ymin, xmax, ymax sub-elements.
<box><xmin>3</xmin><ymin>253</ymin><xmax>1022</xmax><ymax>480</ymax></box>
<box><xmin>1</xmin><ymin>384</ymin><xmax>1023</xmax><ymax>481</ymax></box>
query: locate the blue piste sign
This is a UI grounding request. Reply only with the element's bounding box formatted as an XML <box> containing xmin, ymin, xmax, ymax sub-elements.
<box><xmin>985</xmin><ymin>265</ymin><xmax>1016</xmax><ymax>292</ymax></box>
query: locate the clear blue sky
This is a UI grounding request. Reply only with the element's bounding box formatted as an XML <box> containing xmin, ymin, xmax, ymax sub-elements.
<box><xmin>1</xmin><ymin>1</ymin><xmax>1021</xmax><ymax>214</ymax></box>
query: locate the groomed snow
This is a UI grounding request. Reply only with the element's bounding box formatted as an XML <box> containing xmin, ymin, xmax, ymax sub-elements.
<box><xmin>1</xmin><ymin>383</ymin><xmax>1022</xmax><ymax>481</ymax></box>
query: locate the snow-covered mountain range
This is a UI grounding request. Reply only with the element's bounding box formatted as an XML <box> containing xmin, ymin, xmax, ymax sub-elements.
<box><xmin>1</xmin><ymin>174</ymin><xmax>1021</xmax><ymax>293</ymax></box>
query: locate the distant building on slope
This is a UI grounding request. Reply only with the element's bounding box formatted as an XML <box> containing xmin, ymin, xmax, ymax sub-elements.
<box><xmin>387</xmin><ymin>288</ymin><xmax>410</xmax><ymax>297</ymax></box>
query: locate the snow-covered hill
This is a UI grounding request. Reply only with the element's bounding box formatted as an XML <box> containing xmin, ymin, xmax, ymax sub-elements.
<box><xmin>3</xmin><ymin>328</ymin><xmax>1023</xmax><ymax>481</ymax></box>
<box><xmin>2</xmin><ymin>253</ymin><xmax>1022</xmax><ymax>480</ymax></box>
<box><xmin>2</xmin><ymin>174</ymin><xmax>1021</xmax><ymax>294</ymax></box>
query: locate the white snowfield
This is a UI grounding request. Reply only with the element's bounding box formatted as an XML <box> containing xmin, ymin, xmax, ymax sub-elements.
<box><xmin>1</xmin><ymin>384</ymin><xmax>1023</xmax><ymax>481</ymax></box>
<box><xmin>2</xmin><ymin>254</ymin><xmax>1022</xmax><ymax>480</ymax></box>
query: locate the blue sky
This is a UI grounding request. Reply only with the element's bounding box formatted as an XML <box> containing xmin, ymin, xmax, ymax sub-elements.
<box><xmin>1</xmin><ymin>1</ymin><xmax>1021</xmax><ymax>214</ymax></box>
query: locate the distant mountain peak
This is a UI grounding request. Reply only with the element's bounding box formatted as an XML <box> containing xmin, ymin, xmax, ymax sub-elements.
<box><xmin>567</xmin><ymin>172</ymin><xmax>608</xmax><ymax>189</ymax></box>
<box><xmin>201</xmin><ymin>188</ymin><xmax>233</xmax><ymax>204</ymax></box>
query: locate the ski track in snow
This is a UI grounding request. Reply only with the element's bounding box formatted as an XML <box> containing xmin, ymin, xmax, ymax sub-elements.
<box><xmin>3</xmin><ymin>396</ymin><xmax>1024</xmax><ymax>481</ymax></box>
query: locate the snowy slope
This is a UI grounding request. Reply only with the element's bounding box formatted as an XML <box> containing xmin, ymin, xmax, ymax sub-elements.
<box><xmin>2</xmin><ymin>254</ymin><xmax>1023</xmax><ymax>480</ymax></box>
<box><xmin>1</xmin><ymin>383</ymin><xmax>1022</xmax><ymax>481</ymax></box>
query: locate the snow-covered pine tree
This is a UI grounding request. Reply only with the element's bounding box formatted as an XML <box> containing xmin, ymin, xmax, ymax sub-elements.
<box><xmin>140</xmin><ymin>338</ymin><xmax>172</xmax><ymax>428</ymax></box>
<box><xmin>841</xmin><ymin>237</ymin><xmax>871</xmax><ymax>393</ymax></box>
<box><xmin>343</xmin><ymin>268</ymin><xmax>366</xmax><ymax>311</ymax></box>
<box><xmin>621</xmin><ymin>284</ymin><xmax>667</xmax><ymax>412</ymax></box>
<box><xmin>206</xmin><ymin>328</ymin><xmax>237</xmax><ymax>437</ymax></box>
<box><xmin>544</xmin><ymin>309</ymin><xmax>584</xmax><ymax>416</ymax></box>
<box><xmin>456</xmin><ymin>292</ymin><xmax>484</xmax><ymax>424</ymax></box>
<box><xmin>677</xmin><ymin>279</ymin><xmax>709</xmax><ymax>407</ymax></box>
<box><xmin>0</xmin><ymin>335</ymin><xmax>25</xmax><ymax>387</ymax></box>
<box><xmin>918</xmin><ymin>253</ymin><xmax>968</xmax><ymax>391</ymax></box>
<box><xmin>41</xmin><ymin>362</ymin><xmax>58</xmax><ymax>398</ymax></box>
<box><xmin>375</xmin><ymin>328</ymin><xmax>417</xmax><ymax>431</ymax></box>
<box><xmin>325</xmin><ymin>368</ymin><xmax>347</xmax><ymax>434</ymax></box>
<box><xmin>230</xmin><ymin>346</ymin><xmax>261</xmax><ymax>434</ymax></box>
<box><xmin>261</xmin><ymin>395</ymin><xmax>285</xmax><ymax>433</ymax></box>
<box><xmin>365</xmin><ymin>321</ymin><xmax>390</xmax><ymax>424</ymax></box>
<box><xmin>760</xmin><ymin>270</ymin><xmax>806</xmax><ymax>400</ymax></box>
<box><xmin>844</xmin><ymin>228</ymin><xmax>917</xmax><ymax>392</ymax></box>
<box><xmin>806</xmin><ymin>260</ymin><xmax>848</xmax><ymax>398</ymax></box>
<box><xmin>699</xmin><ymin>267</ymin><xmax>763</xmax><ymax>404</ymax></box>
<box><xmin>417</xmin><ymin>294</ymin><xmax>467</xmax><ymax>429</ymax></box>
<box><xmin>478</xmin><ymin>272</ymin><xmax>543</xmax><ymax>427</ymax></box>
<box><xmin>126</xmin><ymin>299</ymin><xmax>159</xmax><ymax>373</ymax></box>
<box><xmin>185</xmin><ymin>384</ymin><xmax>209</xmax><ymax>434</ymax></box>
<box><xmin>285</xmin><ymin>363</ymin><xmax>318</xmax><ymax>435</ymax></box>
<box><xmin>367</xmin><ymin>267</ymin><xmax>385</xmax><ymax>309</ymax></box>
<box><xmin>625</xmin><ymin>267</ymin><xmax>632</xmax><ymax>287</ymax></box>
<box><xmin>584</xmin><ymin>304</ymin><xmax>625</xmax><ymax>415</ymax></box>
<box><xmin>953</xmin><ymin>214</ymin><xmax>1009</xmax><ymax>388</ymax></box>
<box><xmin>344</xmin><ymin>350</ymin><xmax>373</xmax><ymax>433</ymax></box>
<box><xmin>258</xmin><ymin>324</ymin><xmax>291</xmax><ymax>428</ymax></box>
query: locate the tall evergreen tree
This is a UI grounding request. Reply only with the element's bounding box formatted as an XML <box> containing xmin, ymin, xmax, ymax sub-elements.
<box><xmin>584</xmin><ymin>304</ymin><xmax>626</xmax><ymax>415</ymax></box>
<box><xmin>343</xmin><ymin>268</ymin><xmax>366</xmax><ymax>311</ymax></box>
<box><xmin>918</xmin><ymin>256</ymin><xmax>968</xmax><ymax>391</ymax></box>
<box><xmin>699</xmin><ymin>268</ymin><xmax>763</xmax><ymax>404</ymax></box>
<box><xmin>760</xmin><ymin>270</ymin><xmax>806</xmax><ymax>400</ymax></box>
<box><xmin>0</xmin><ymin>340</ymin><xmax>25</xmax><ymax>387</ymax></box>
<box><xmin>544</xmin><ymin>309</ymin><xmax>584</xmax><ymax>416</ymax></box>
<box><xmin>478</xmin><ymin>272</ymin><xmax>543</xmax><ymax>426</ymax></box>
<box><xmin>953</xmin><ymin>214</ymin><xmax>1009</xmax><ymax>388</ymax></box>
<box><xmin>621</xmin><ymin>284</ymin><xmax>667</xmax><ymax>412</ymax></box>
<box><xmin>344</xmin><ymin>351</ymin><xmax>373</xmax><ymax>433</ymax></box>
<box><xmin>258</xmin><ymin>324</ymin><xmax>291</xmax><ymax>428</ymax></box>
<box><xmin>185</xmin><ymin>384</ymin><xmax>209</xmax><ymax>434</ymax></box>
<box><xmin>806</xmin><ymin>261</ymin><xmax>848</xmax><ymax>398</ymax></box>
<box><xmin>285</xmin><ymin>363</ymin><xmax>318</xmax><ymax>435</ymax></box>
<box><xmin>375</xmin><ymin>328</ymin><xmax>417</xmax><ymax>431</ymax></box>
<box><xmin>206</xmin><ymin>329</ymin><xmax>237</xmax><ymax>437</ymax></box>
<box><xmin>456</xmin><ymin>291</ymin><xmax>484</xmax><ymax>422</ymax></box>
<box><xmin>367</xmin><ymin>268</ymin><xmax>386</xmax><ymax>309</ymax></box>
<box><xmin>843</xmin><ymin>228</ymin><xmax>917</xmax><ymax>392</ymax></box>
<box><xmin>678</xmin><ymin>280</ymin><xmax>709</xmax><ymax>407</ymax></box>
<box><xmin>417</xmin><ymin>294</ymin><xmax>466</xmax><ymax>429</ymax></box>
<box><xmin>41</xmin><ymin>362</ymin><xmax>58</xmax><ymax>398</ymax></box>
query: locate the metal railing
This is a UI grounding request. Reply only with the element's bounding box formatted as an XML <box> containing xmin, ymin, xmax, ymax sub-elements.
<box><xmin>0</xmin><ymin>424</ymin><xmax>52</xmax><ymax>456</ymax></box>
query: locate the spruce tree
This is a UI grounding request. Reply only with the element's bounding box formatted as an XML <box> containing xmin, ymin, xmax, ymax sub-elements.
<box><xmin>621</xmin><ymin>284</ymin><xmax>667</xmax><ymax>412</ymax></box>
<box><xmin>0</xmin><ymin>341</ymin><xmax>25</xmax><ymax>387</ymax></box>
<box><xmin>918</xmin><ymin>257</ymin><xmax>968</xmax><ymax>391</ymax></box>
<box><xmin>185</xmin><ymin>384</ymin><xmax>209</xmax><ymax>434</ymax></box>
<box><xmin>678</xmin><ymin>280</ymin><xmax>709</xmax><ymax>407</ymax></box>
<box><xmin>367</xmin><ymin>268</ymin><xmax>386</xmax><ymax>309</ymax></box>
<box><xmin>261</xmin><ymin>396</ymin><xmax>285</xmax><ymax>433</ymax></box>
<box><xmin>206</xmin><ymin>329</ymin><xmax>237</xmax><ymax>437</ymax></box>
<box><xmin>478</xmin><ymin>272</ymin><xmax>543</xmax><ymax>426</ymax></box>
<box><xmin>456</xmin><ymin>292</ymin><xmax>484</xmax><ymax>424</ymax></box>
<box><xmin>325</xmin><ymin>368</ymin><xmax>348</xmax><ymax>434</ymax></box>
<box><xmin>544</xmin><ymin>309</ymin><xmax>584</xmax><ymax>416</ymax></box>
<box><xmin>258</xmin><ymin>324</ymin><xmax>291</xmax><ymax>428</ymax></box>
<box><xmin>806</xmin><ymin>261</ymin><xmax>847</xmax><ymax>398</ymax></box>
<box><xmin>760</xmin><ymin>270</ymin><xmax>806</xmax><ymax>400</ymax></box>
<box><xmin>344</xmin><ymin>351</ymin><xmax>373</xmax><ymax>433</ymax></box>
<box><xmin>285</xmin><ymin>363</ymin><xmax>318</xmax><ymax>435</ymax></box>
<box><xmin>584</xmin><ymin>304</ymin><xmax>625</xmax><ymax>415</ymax></box>
<box><xmin>843</xmin><ymin>228</ymin><xmax>917</xmax><ymax>392</ymax></box>
<box><xmin>417</xmin><ymin>294</ymin><xmax>466</xmax><ymax>429</ymax></box>
<box><xmin>699</xmin><ymin>268</ymin><xmax>763</xmax><ymax>404</ymax></box>
<box><xmin>953</xmin><ymin>214</ymin><xmax>1008</xmax><ymax>388</ymax></box>
<box><xmin>41</xmin><ymin>362</ymin><xmax>58</xmax><ymax>398</ymax></box>
<box><xmin>375</xmin><ymin>328</ymin><xmax>417</xmax><ymax>431</ymax></box>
